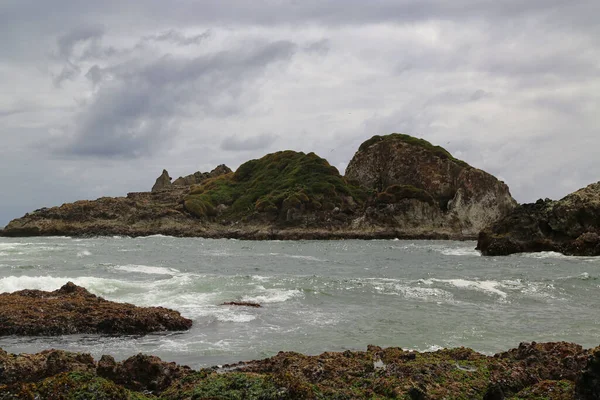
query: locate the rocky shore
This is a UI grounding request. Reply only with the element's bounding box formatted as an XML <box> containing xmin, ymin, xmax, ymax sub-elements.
<box><xmin>0</xmin><ymin>134</ymin><xmax>517</xmax><ymax>241</ymax></box>
<box><xmin>477</xmin><ymin>181</ymin><xmax>600</xmax><ymax>256</ymax></box>
<box><xmin>0</xmin><ymin>341</ymin><xmax>598</xmax><ymax>399</ymax></box>
<box><xmin>0</xmin><ymin>282</ymin><xmax>192</xmax><ymax>336</ymax></box>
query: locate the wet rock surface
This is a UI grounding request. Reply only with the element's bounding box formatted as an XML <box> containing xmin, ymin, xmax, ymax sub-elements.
<box><xmin>0</xmin><ymin>282</ymin><xmax>192</xmax><ymax>336</ymax></box>
<box><xmin>0</xmin><ymin>341</ymin><xmax>597</xmax><ymax>399</ymax></box>
<box><xmin>478</xmin><ymin>182</ymin><xmax>600</xmax><ymax>256</ymax></box>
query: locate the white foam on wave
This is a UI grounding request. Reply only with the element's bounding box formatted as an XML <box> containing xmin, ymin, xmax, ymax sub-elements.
<box><xmin>268</xmin><ymin>253</ymin><xmax>326</xmax><ymax>262</ymax></box>
<box><xmin>112</xmin><ymin>264</ymin><xmax>180</xmax><ymax>276</ymax></box>
<box><xmin>77</xmin><ymin>250</ymin><xmax>92</xmax><ymax>257</ymax></box>
<box><xmin>241</xmin><ymin>286</ymin><xmax>302</xmax><ymax>304</ymax></box>
<box><xmin>136</xmin><ymin>234</ymin><xmax>173</xmax><ymax>239</ymax></box>
<box><xmin>522</xmin><ymin>251</ymin><xmax>568</xmax><ymax>259</ymax></box>
<box><xmin>439</xmin><ymin>247</ymin><xmax>481</xmax><ymax>257</ymax></box>
<box><xmin>427</xmin><ymin>278</ymin><xmax>507</xmax><ymax>298</ymax></box>
<box><xmin>374</xmin><ymin>281</ymin><xmax>455</xmax><ymax>303</ymax></box>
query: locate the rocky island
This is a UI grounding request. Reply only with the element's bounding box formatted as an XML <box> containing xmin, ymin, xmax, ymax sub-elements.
<box><xmin>0</xmin><ymin>134</ymin><xmax>517</xmax><ymax>240</ymax></box>
<box><xmin>0</xmin><ymin>341</ymin><xmax>598</xmax><ymax>399</ymax></box>
<box><xmin>477</xmin><ymin>181</ymin><xmax>600</xmax><ymax>256</ymax></box>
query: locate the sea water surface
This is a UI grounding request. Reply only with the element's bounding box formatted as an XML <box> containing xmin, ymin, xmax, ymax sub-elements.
<box><xmin>0</xmin><ymin>236</ymin><xmax>598</xmax><ymax>369</ymax></box>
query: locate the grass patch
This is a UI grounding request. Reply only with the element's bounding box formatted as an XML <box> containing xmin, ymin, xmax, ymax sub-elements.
<box><xmin>185</xmin><ymin>151</ymin><xmax>367</xmax><ymax>219</ymax></box>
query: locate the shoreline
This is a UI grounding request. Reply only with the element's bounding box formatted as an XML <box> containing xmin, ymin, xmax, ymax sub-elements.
<box><xmin>0</xmin><ymin>341</ymin><xmax>597</xmax><ymax>398</ymax></box>
<box><xmin>0</xmin><ymin>226</ymin><xmax>478</xmax><ymax>241</ymax></box>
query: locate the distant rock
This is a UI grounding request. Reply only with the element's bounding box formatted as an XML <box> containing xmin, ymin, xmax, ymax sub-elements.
<box><xmin>0</xmin><ymin>134</ymin><xmax>516</xmax><ymax>240</ymax></box>
<box><xmin>151</xmin><ymin>169</ymin><xmax>172</xmax><ymax>192</ymax></box>
<box><xmin>221</xmin><ymin>301</ymin><xmax>262</xmax><ymax>308</ymax></box>
<box><xmin>173</xmin><ymin>164</ymin><xmax>232</xmax><ymax>186</ymax></box>
<box><xmin>346</xmin><ymin>133</ymin><xmax>517</xmax><ymax>236</ymax></box>
<box><xmin>0</xmin><ymin>282</ymin><xmax>192</xmax><ymax>335</ymax></box>
<box><xmin>477</xmin><ymin>181</ymin><xmax>600</xmax><ymax>256</ymax></box>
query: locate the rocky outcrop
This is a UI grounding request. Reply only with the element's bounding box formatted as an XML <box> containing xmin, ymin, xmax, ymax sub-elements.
<box><xmin>152</xmin><ymin>169</ymin><xmax>172</xmax><ymax>192</ymax></box>
<box><xmin>477</xmin><ymin>181</ymin><xmax>600</xmax><ymax>256</ymax></box>
<box><xmin>173</xmin><ymin>164</ymin><xmax>232</xmax><ymax>186</ymax></box>
<box><xmin>0</xmin><ymin>282</ymin><xmax>192</xmax><ymax>335</ymax></box>
<box><xmin>346</xmin><ymin>134</ymin><xmax>517</xmax><ymax>236</ymax></box>
<box><xmin>0</xmin><ymin>134</ymin><xmax>516</xmax><ymax>239</ymax></box>
<box><xmin>0</xmin><ymin>342</ymin><xmax>597</xmax><ymax>399</ymax></box>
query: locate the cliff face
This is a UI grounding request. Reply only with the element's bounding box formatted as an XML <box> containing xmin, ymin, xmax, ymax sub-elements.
<box><xmin>477</xmin><ymin>181</ymin><xmax>600</xmax><ymax>256</ymax></box>
<box><xmin>346</xmin><ymin>134</ymin><xmax>517</xmax><ymax>236</ymax></box>
<box><xmin>1</xmin><ymin>134</ymin><xmax>516</xmax><ymax>239</ymax></box>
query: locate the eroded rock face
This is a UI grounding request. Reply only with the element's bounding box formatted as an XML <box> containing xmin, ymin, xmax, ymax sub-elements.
<box><xmin>0</xmin><ymin>282</ymin><xmax>192</xmax><ymax>336</ymax></box>
<box><xmin>477</xmin><ymin>181</ymin><xmax>600</xmax><ymax>256</ymax></box>
<box><xmin>346</xmin><ymin>134</ymin><xmax>517</xmax><ymax>235</ymax></box>
<box><xmin>151</xmin><ymin>169</ymin><xmax>173</xmax><ymax>192</ymax></box>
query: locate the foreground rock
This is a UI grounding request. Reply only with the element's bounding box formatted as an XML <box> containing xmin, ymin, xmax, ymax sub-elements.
<box><xmin>0</xmin><ymin>341</ymin><xmax>598</xmax><ymax>399</ymax></box>
<box><xmin>0</xmin><ymin>282</ymin><xmax>192</xmax><ymax>336</ymax></box>
<box><xmin>1</xmin><ymin>134</ymin><xmax>517</xmax><ymax>240</ymax></box>
<box><xmin>478</xmin><ymin>181</ymin><xmax>600</xmax><ymax>256</ymax></box>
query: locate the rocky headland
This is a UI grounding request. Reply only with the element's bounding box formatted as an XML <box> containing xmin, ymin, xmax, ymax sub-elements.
<box><xmin>477</xmin><ymin>181</ymin><xmax>600</xmax><ymax>256</ymax></box>
<box><xmin>0</xmin><ymin>134</ymin><xmax>517</xmax><ymax>240</ymax></box>
<box><xmin>0</xmin><ymin>282</ymin><xmax>192</xmax><ymax>336</ymax></box>
<box><xmin>0</xmin><ymin>341</ymin><xmax>598</xmax><ymax>399</ymax></box>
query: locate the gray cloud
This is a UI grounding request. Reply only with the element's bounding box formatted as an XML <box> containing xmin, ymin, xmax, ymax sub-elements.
<box><xmin>0</xmin><ymin>0</ymin><xmax>599</xmax><ymax>226</ymax></box>
<box><xmin>56</xmin><ymin>40</ymin><xmax>297</xmax><ymax>158</ymax></box>
<box><xmin>221</xmin><ymin>133</ymin><xmax>278</xmax><ymax>152</ymax></box>
<box><xmin>141</xmin><ymin>29</ymin><xmax>211</xmax><ymax>46</ymax></box>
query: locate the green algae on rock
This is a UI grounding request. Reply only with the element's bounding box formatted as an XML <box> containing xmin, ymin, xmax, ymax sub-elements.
<box><xmin>477</xmin><ymin>181</ymin><xmax>600</xmax><ymax>256</ymax></box>
<box><xmin>1</xmin><ymin>341</ymin><xmax>598</xmax><ymax>399</ymax></box>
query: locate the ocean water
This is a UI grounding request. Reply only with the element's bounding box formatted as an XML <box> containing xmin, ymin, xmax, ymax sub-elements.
<box><xmin>0</xmin><ymin>236</ymin><xmax>598</xmax><ymax>369</ymax></box>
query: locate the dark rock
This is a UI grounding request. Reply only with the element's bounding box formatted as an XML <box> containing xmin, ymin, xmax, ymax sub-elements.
<box><xmin>98</xmin><ymin>353</ymin><xmax>191</xmax><ymax>393</ymax></box>
<box><xmin>478</xmin><ymin>181</ymin><xmax>600</xmax><ymax>256</ymax></box>
<box><xmin>346</xmin><ymin>133</ymin><xmax>517</xmax><ymax>236</ymax></box>
<box><xmin>221</xmin><ymin>301</ymin><xmax>262</xmax><ymax>308</ymax></box>
<box><xmin>151</xmin><ymin>169</ymin><xmax>172</xmax><ymax>192</ymax></box>
<box><xmin>0</xmin><ymin>282</ymin><xmax>192</xmax><ymax>336</ymax></box>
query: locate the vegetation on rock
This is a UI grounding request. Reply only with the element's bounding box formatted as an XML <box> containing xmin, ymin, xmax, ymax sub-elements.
<box><xmin>0</xmin><ymin>341</ymin><xmax>598</xmax><ymax>399</ymax></box>
<box><xmin>184</xmin><ymin>150</ymin><xmax>367</xmax><ymax>220</ymax></box>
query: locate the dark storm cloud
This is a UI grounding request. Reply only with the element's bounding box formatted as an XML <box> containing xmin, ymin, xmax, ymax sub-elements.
<box><xmin>58</xmin><ymin>40</ymin><xmax>297</xmax><ymax>158</ymax></box>
<box><xmin>221</xmin><ymin>133</ymin><xmax>278</xmax><ymax>152</ymax></box>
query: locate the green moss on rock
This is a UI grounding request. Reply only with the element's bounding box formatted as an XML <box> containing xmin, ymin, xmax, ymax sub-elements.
<box><xmin>358</xmin><ymin>133</ymin><xmax>470</xmax><ymax>168</ymax></box>
<box><xmin>0</xmin><ymin>372</ymin><xmax>153</xmax><ymax>400</ymax></box>
<box><xmin>185</xmin><ymin>151</ymin><xmax>367</xmax><ymax>219</ymax></box>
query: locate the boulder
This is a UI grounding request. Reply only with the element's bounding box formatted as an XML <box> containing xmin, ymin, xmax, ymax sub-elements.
<box><xmin>0</xmin><ymin>282</ymin><xmax>192</xmax><ymax>336</ymax></box>
<box><xmin>477</xmin><ymin>181</ymin><xmax>600</xmax><ymax>256</ymax></box>
<box><xmin>346</xmin><ymin>134</ymin><xmax>517</xmax><ymax>235</ymax></box>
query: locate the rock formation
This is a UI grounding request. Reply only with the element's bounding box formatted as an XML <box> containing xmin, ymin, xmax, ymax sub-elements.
<box><xmin>346</xmin><ymin>133</ymin><xmax>517</xmax><ymax>236</ymax></box>
<box><xmin>151</xmin><ymin>169</ymin><xmax>172</xmax><ymax>192</ymax></box>
<box><xmin>477</xmin><ymin>181</ymin><xmax>600</xmax><ymax>256</ymax></box>
<box><xmin>0</xmin><ymin>342</ymin><xmax>598</xmax><ymax>399</ymax></box>
<box><xmin>0</xmin><ymin>134</ymin><xmax>517</xmax><ymax>239</ymax></box>
<box><xmin>173</xmin><ymin>164</ymin><xmax>232</xmax><ymax>186</ymax></box>
<box><xmin>0</xmin><ymin>282</ymin><xmax>192</xmax><ymax>335</ymax></box>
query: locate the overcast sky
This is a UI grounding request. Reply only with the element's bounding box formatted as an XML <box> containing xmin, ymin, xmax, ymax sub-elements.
<box><xmin>1</xmin><ymin>0</ymin><xmax>599</xmax><ymax>226</ymax></box>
